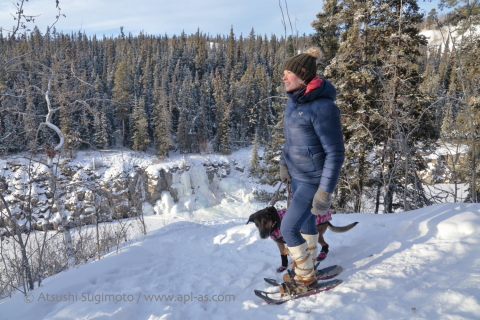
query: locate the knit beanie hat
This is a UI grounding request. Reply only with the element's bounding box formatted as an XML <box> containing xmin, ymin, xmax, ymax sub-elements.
<box><xmin>282</xmin><ymin>47</ymin><xmax>322</xmax><ymax>84</ymax></box>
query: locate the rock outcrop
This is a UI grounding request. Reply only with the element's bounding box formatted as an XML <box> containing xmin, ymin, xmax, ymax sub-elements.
<box><xmin>0</xmin><ymin>153</ymin><xmax>233</xmax><ymax>234</ymax></box>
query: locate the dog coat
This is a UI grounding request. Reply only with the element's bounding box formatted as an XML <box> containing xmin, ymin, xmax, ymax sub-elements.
<box><xmin>269</xmin><ymin>209</ymin><xmax>332</xmax><ymax>241</ymax></box>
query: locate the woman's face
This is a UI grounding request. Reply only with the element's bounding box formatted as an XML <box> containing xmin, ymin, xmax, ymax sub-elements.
<box><xmin>282</xmin><ymin>70</ymin><xmax>303</xmax><ymax>93</ymax></box>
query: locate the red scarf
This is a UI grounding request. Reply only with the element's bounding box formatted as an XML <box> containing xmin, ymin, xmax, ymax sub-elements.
<box><xmin>305</xmin><ymin>76</ymin><xmax>323</xmax><ymax>94</ymax></box>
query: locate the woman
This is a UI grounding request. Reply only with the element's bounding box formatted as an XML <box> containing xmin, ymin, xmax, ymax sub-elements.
<box><xmin>277</xmin><ymin>47</ymin><xmax>345</xmax><ymax>296</ymax></box>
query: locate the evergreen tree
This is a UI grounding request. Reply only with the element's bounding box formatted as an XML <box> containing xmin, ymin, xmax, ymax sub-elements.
<box><xmin>23</xmin><ymin>82</ymin><xmax>39</xmax><ymax>150</ymax></box>
<box><xmin>446</xmin><ymin>26</ymin><xmax>480</xmax><ymax>200</ymax></box>
<box><xmin>176</xmin><ymin>69</ymin><xmax>200</xmax><ymax>153</ymax></box>
<box><xmin>112</xmin><ymin>60</ymin><xmax>132</xmax><ymax>146</ymax></box>
<box><xmin>194</xmin><ymin>30</ymin><xmax>208</xmax><ymax>78</ymax></box>
<box><xmin>93</xmin><ymin>105</ymin><xmax>109</xmax><ymax>149</ymax></box>
<box><xmin>212</xmin><ymin>69</ymin><xmax>230</xmax><ymax>153</ymax></box>
<box><xmin>322</xmin><ymin>0</ymin><xmax>379</xmax><ymax>212</ymax></box>
<box><xmin>225</xmin><ymin>27</ymin><xmax>236</xmax><ymax>79</ymax></box>
<box><xmin>199</xmin><ymin>72</ymin><xmax>215</xmax><ymax>142</ymax></box>
<box><xmin>262</xmin><ymin>99</ymin><xmax>286</xmax><ymax>184</ymax></box>
<box><xmin>153</xmin><ymin>71</ymin><xmax>173</xmax><ymax>158</ymax></box>
<box><xmin>169</xmin><ymin>59</ymin><xmax>182</xmax><ymax>134</ymax></box>
<box><xmin>323</xmin><ymin>0</ymin><xmax>433</xmax><ymax>212</ymax></box>
<box><xmin>311</xmin><ymin>0</ymin><xmax>341</xmax><ymax>64</ymax></box>
<box><xmin>439</xmin><ymin>0</ymin><xmax>480</xmax><ymax>29</ymax></box>
<box><xmin>131</xmin><ymin>96</ymin><xmax>151</xmax><ymax>151</ymax></box>
<box><xmin>59</xmin><ymin>100</ymin><xmax>76</xmax><ymax>156</ymax></box>
<box><xmin>250</xmin><ymin>131</ymin><xmax>261</xmax><ymax>176</ymax></box>
<box><xmin>370</xmin><ymin>0</ymin><xmax>435</xmax><ymax>211</ymax></box>
<box><xmin>141</xmin><ymin>56</ymin><xmax>154</xmax><ymax>133</ymax></box>
<box><xmin>425</xmin><ymin>9</ymin><xmax>439</xmax><ymax>29</ymax></box>
<box><xmin>254</xmin><ymin>64</ymin><xmax>273</xmax><ymax>143</ymax></box>
<box><xmin>219</xmin><ymin>102</ymin><xmax>232</xmax><ymax>155</ymax></box>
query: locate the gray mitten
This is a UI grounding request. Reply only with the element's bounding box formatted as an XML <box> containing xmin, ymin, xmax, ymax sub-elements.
<box><xmin>279</xmin><ymin>165</ymin><xmax>291</xmax><ymax>183</ymax></box>
<box><xmin>311</xmin><ymin>188</ymin><xmax>332</xmax><ymax>215</ymax></box>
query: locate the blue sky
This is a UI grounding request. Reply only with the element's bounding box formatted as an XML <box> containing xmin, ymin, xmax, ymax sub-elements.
<box><xmin>0</xmin><ymin>0</ymin><xmax>443</xmax><ymax>37</ymax></box>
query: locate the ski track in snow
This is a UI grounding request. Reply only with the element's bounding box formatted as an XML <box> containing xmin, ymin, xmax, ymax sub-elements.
<box><xmin>1</xmin><ymin>202</ymin><xmax>480</xmax><ymax>319</ymax></box>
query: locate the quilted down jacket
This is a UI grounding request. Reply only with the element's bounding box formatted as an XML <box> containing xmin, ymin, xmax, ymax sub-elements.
<box><xmin>279</xmin><ymin>79</ymin><xmax>345</xmax><ymax>194</ymax></box>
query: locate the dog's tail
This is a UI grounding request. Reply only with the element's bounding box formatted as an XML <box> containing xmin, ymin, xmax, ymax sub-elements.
<box><xmin>327</xmin><ymin>221</ymin><xmax>358</xmax><ymax>233</ymax></box>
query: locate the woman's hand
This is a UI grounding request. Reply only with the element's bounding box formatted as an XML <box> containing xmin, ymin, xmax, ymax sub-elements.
<box><xmin>311</xmin><ymin>188</ymin><xmax>332</xmax><ymax>215</ymax></box>
<box><xmin>279</xmin><ymin>165</ymin><xmax>291</xmax><ymax>183</ymax></box>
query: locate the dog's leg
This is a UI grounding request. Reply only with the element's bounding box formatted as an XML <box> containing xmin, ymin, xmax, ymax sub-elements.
<box><xmin>275</xmin><ymin>241</ymin><xmax>288</xmax><ymax>272</ymax></box>
<box><xmin>276</xmin><ymin>241</ymin><xmax>286</xmax><ymax>255</ymax></box>
<box><xmin>316</xmin><ymin>223</ymin><xmax>328</xmax><ymax>247</ymax></box>
<box><xmin>315</xmin><ymin>223</ymin><xmax>330</xmax><ymax>262</ymax></box>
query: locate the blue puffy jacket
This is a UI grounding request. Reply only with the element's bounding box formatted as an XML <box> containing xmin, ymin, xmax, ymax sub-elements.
<box><xmin>279</xmin><ymin>79</ymin><xmax>345</xmax><ymax>194</ymax></box>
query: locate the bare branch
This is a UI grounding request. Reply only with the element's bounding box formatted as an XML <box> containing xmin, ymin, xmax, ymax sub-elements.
<box><xmin>70</xmin><ymin>66</ymin><xmax>95</xmax><ymax>88</ymax></box>
<box><xmin>3</xmin><ymin>50</ymin><xmax>35</xmax><ymax>67</ymax></box>
<box><xmin>44</xmin><ymin>77</ymin><xmax>65</xmax><ymax>153</ymax></box>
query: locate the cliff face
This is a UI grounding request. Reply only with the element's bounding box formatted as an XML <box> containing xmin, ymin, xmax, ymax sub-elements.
<box><xmin>418</xmin><ymin>144</ymin><xmax>470</xmax><ymax>185</ymax></box>
<box><xmin>0</xmin><ymin>152</ymin><xmax>235</xmax><ymax>234</ymax></box>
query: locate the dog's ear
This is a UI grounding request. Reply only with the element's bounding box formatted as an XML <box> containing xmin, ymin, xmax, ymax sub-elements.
<box><xmin>246</xmin><ymin>213</ymin><xmax>255</xmax><ymax>225</ymax></box>
<box><xmin>267</xmin><ymin>206</ymin><xmax>278</xmax><ymax>217</ymax></box>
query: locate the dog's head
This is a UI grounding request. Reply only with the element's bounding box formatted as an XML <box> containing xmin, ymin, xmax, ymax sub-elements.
<box><xmin>246</xmin><ymin>206</ymin><xmax>280</xmax><ymax>239</ymax></box>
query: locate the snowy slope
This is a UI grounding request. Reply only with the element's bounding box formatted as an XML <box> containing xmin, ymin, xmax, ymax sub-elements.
<box><xmin>1</xmin><ymin>202</ymin><xmax>479</xmax><ymax>320</ymax></box>
<box><xmin>421</xmin><ymin>26</ymin><xmax>480</xmax><ymax>50</ymax></box>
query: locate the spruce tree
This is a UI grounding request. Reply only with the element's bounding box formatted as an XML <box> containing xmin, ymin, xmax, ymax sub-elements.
<box><xmin>199</xmin><ymin>72</ymin><xmax>215</xmax><ymax>142</ymax></box>
<box><xmin>93</xmin><ymin>106</ymin><xmax>109</xmax><ymax>149</ymax></box>
<box><xmin>212</xmin><ymin>69</ymin><xmax>230</xmax><ymax>153</ymax></box>
<box><xmin>262</xmin><ymin>100</ymin><xmax>286</xmax><ymax>184</ymax></box>
<box><xmin>225</xmin><ymin>27</ymin><xmax>235</xmax><ymax>79</ymax></box>
<box><xmin>23</xmin><ymin>82</ymin><xmax>39</xmax><ymax>150</ymax></box>
<box><xmin>153</xmin><ymin>71</ymin><xmax>173</xmax><ymax>158</ymax></box>
<box><xmin>112</xmin><ymin>60</ymin><xmax>132</xmax><ymax>146</ymax></box>
<box><xmin>321</xmin><ymin>0</ymin><xmax>378</xmax><ymax>212</ymax></box>
<box><xmin>323</xmin><ymin>0</ymin><xmax>434</xmax><ymax>212</ymax></box>
<box><xmin>194</xmin><ymin>30</ymin><xmax>208</xmax><ymax>78</ymax></box>
<box><xmin>219</xmin><ymin>102</ymin><xmax>232</xmax><ymax>155</ymax></box>
<box><xmin>131</xmin><ymin>96</ymin><xmax>151</xmax><ymax>151</ymax></box>
<box><xmin>176</xmin><ymin>69</ymin><xmax>200</xmax><ymax>153</ymax></box>
<box><xmin>447</xmin><ymin>26</ymin><xmax>480</xmax><ymax>201</ymax></box>
<box><xmin>250</xmin><ymin>131</ymin><xmax>261</xmax><ymax>176</ymax></box>
<box><xmin>311</xmin><ymin>0</ymin><xmax>341</xmax><ymax>64</ymax></box>
<box><xmin>254</xmin><ymin>64</ymin><xmax>273</xmax><ymax>143</ymax></box>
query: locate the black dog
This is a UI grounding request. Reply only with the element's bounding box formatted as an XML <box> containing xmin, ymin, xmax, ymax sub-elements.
<box><xmin>247</xmin><ymin>206</ymin><xmax>358</xmax><ymax>271</ymax></box>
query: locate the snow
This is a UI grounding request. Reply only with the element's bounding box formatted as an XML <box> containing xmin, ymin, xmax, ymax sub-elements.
<box><xmin>435</xmin><ymin>143</ymin><xmax>469</xmax><ymax>156</ymax></box>
<box><xmin>1</xmin><ymin>148</ymin><xmax>479</xmax><ymax>319</ymax></box>
<box><xmin>421</xmin><ymin>25</ymin><xmax>480</xmax><ymax>51</ymax></box>
<box><xmin>1</xmin><ymin>201</ymin><xmax>479</xmax><ymax>319</ymax></box>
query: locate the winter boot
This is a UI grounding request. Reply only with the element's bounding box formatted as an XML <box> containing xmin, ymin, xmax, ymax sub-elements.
<box><xmin>303</xmin><ymin>233</ymin><xmax>319</xmax><ymax>265</ymax></box>
<box><xmin>276</xmin><ymin>254</ymin><xmax>289</xmax><ymax>273</ymax></box>
<box><xmin>283</xmin><ymin>233</ymin><xmax>318</xmax><ymax>282</ymax></box>
<box><xmin>317</xmin><ymin>245</ymin><xmax>329</xmax><ymax>261</ymax></box>
<box><xmin>276</xmin><ymin>266</ymin><xmax>288</xmax><ymax>273</ymax></box>
<box><xmin>279</xmin><ymin>242</ymin><xmax>318</xmax><ymax>296</ymax></box>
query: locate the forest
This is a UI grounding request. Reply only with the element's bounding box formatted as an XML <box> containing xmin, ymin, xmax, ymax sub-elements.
<box><xmin>1</xmin><ymin>0</ymin><xmax>479</xmax><ymax>214</ymax></box>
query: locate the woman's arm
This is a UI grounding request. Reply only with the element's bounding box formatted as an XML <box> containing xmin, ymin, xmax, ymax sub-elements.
<box><xmin>313</xmin><ymin>102</ymin><xmax>345</xmax><ymax>194</ymax></box>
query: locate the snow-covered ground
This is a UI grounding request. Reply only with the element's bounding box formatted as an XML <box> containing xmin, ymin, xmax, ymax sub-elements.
<box><xmin>1</xmin><ymin>147</ymin><xmax>479</xmax><ymax>319</ymax></box>
<box><xmin>0</xmin><ymin>201</ymin><xmax>479</xmax><ymax>319</ymax></box>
